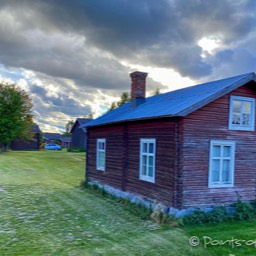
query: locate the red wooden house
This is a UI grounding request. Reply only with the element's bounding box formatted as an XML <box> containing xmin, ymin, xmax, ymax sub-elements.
<box><xmin>84</xmin><ymin>71</ymin><xmax>256</xmax><ymax>211</ymax></box>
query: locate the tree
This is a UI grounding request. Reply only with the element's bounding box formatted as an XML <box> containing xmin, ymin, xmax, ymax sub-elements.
<box><xmin>117</xmin><ymin>92</ymin><xmax>130</xmax><ymax>107</ymax></box>
<box><xmin>108</xmin><ymin>102</ymin><xmax>117</xmax><ymax>112</ymax></box>
<box><xmin>84</xmin><ymin>113</ymin><xmax>94</xmax><ymax>119</ymax></box>
<box><xmin>64</xmin><ymin>120</ymin><xmax>74</xmax><ymax>135</ymax></box>
<box><xmin>152</xmin><ymin>88</ymin><xmax>160</xmax><ymax>96</ymax></box>
<box><xmin>0</xmin><ymin>83</ymin><xmax>33</xmax><ymax>151</ymax></box>
<box><xmin>107</xmin><ymin>92</ymin><xmax>130</xmax><ymax>112</ymax></box>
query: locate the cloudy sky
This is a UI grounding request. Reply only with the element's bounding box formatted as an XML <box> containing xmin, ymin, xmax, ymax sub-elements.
<box><xmin>0</xmin><ymin>0</ymin><xmax>256</xmax><ymax>132</ymax></box>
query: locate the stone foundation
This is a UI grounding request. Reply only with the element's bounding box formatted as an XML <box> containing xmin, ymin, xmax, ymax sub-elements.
<box><xmin>88</xmin><ymin>180</ymin><xmax>197</xmax><ymax>217</ymax></box>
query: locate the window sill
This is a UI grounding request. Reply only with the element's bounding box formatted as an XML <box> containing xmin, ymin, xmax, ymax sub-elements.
<box><xmin>97</xmin><ymin>168</ymin><xmax>105</xmax><ymax>172</ymax></box>
<box><xmin>208</xmin><ymin>184</ymin><xmax>233</xmax><ymax>188</ymax></box>
<box><xmin>229</xmin><ymin>126</ymin><xmax>254</xmax><ymax>131</ymax></box>
<box><xmin>140</xmin><ymin>176</ymin><xmax>155</xmax><ymax>183</ymax></box>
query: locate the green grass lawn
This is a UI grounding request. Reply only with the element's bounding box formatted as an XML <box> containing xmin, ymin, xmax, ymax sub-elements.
<box><xmin>0</xmin><ymin>150</ymin><xmax>256</xmax><ymax>256</ymax></box>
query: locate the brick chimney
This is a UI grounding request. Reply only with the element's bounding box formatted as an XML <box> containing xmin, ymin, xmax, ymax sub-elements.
<box><xmin>130</xmin><ymin>71</ymin><xmax>148</xmax><ymax>108</ymax></box>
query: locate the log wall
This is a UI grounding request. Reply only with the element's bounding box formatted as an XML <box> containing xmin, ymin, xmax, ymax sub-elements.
<box><xmin>182</xmin><ymin>81</ymin><xmax>256</xmax><ymax>208</ymax></box>
<box><xmin>87</xmin><ymin>118</ymin><xmax>178</xmax><ymax>207</ymax></box>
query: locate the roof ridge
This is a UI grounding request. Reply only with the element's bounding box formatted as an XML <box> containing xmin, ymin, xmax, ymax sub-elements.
<box><xmin>85</xmin><ymin>72</ymin><xmax>256</xmax><ymax>127</ymax></box>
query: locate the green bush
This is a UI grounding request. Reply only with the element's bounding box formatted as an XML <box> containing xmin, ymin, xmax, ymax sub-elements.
<box><xmin>183</xmin><ymin>200</ymin><xmax>256</xmax><ymax>225</ymax></box>
<box><xmin>233</xmin><ymin>200</ymin><xmax>256</xmax><ymax>220</ymax></box>
<box><xmin>204</xmin><ymin>206</ymin><xmax>231</xmax><ymax>223</ymax></box>
<box><xmin>183</xmin><ymin>209</ymin><xmax>207</xmax><ymax>224</ymax></box>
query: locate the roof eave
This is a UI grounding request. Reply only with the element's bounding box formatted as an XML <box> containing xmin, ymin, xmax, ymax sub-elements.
<box><xmin>178</xmin><ymin>73</ymin><xmax>256</xmax><ymax>116</ymax></box>
<box><xmin>86</xmin><ymin>114</ymin><xmax>177</xmax><ymax>128</ymax></box>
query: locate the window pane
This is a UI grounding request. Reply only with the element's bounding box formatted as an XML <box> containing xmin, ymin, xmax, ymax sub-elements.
<box><xmin>97</xmin><ymin>151</ymin><xmax>105</xmax><ymax>167</ymax></box>
<box><xmin>142</xmin><ymin>143</ymin><xmax>148</xmax><ymax>153</ymax></box>
<box><xmin>223</xmin><ymin>146</ymin><xmax>231</xmax><ymax>157</ymax></box>
<box><xmin>98</xmin><ymin>142</ymin><xmax>105</xmax><ymax>150</ymax></box>
<box><xmin>242</xmin><ymin>113</ymin><xmax>250</xmax><ymax>125</ymax></box>
<box><xmin>222</xmin><ymin>172</ymin><xmax>230</xmax><ymax>183</ymax></box>
<box><xmin>142</xmin><ymin>164</ymin><xmax>147</xmax><ymax>175</ymax></box>
<box><xmin>212</xmin><ymin>159</ymin><xmax>220</xmax><ymax>182</ymax></box>
<box><xmin>98</xmin><ymin>151</ymin><xmax>105</xmax><ymax>167</ymax></box>
<box><xmin>148</xmin><ymin>166</ymin><xmax>153</xmax><ymax>177</ymax></box>
<box><xmin>149</xmin><ymin>143</ymin><xmax>154</xmax><ymax>154</ymax></box>
<box><xmin>142</xmin><ymin>155</ymin><xmax>147</xmax><ymax>166</ymax></box>
<box><xmin>222</xmin><ymin>160</ymin><xmax>231</xmax><ymax>182</ymax></box>
<box><xmin>222</xmin><ymin>159</ymin><xmax>230</xmax><ymax>172</ymax></box>
<box><xmin>212</xmin><ymin>171</ymin><xmax>220</xmax><ymax>182</ymax></box>
<box><xmin>212</xmin><ymin>145</ymin><xmax>221</xmax><ymax>157</ymax></box>
<box><xmin>243</xmin><ymin>101</ymin><xmax>251</xmax><ymax>114</ymax></box>
<box><xmin>148</xmin><ymin>156</ymin><xmax>153</xmax><ymax>166</ymax></box>
<box><xmin>232</xmin><ymin>113</ymin><xmax>240</xmax><ymax>125</ymax></box>
<box><xmin>233</xmin><ymin>100</ymin><xmax>241</xmax><ymax>112</ymax></box>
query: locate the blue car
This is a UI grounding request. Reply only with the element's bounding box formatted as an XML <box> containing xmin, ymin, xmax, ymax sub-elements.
<box><xmin>44</xmin><ymin>143</ymin><xmax>62</xmax><ymax>150</ymax></box>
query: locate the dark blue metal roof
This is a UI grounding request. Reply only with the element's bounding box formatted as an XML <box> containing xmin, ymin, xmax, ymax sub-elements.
<box><xmin>70</xmin><ymin>118</ymin><xmax>92</xmax><ymax>133</ymax></box>
<box><xmin>85</xmin><ymin>72</ymin><xmax>256</xmax><ymax>127</ymax></box>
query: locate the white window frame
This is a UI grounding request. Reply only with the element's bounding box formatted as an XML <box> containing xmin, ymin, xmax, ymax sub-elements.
<box><xmin>229</xmin><ymin>96</ymin><xmax>255</xmax><ymax>131</ymax></box>
<box><xmin>208</xmin><ymin>140</ymin><xmax>235</xmax><ymax>188</ymax></box>
<box><xmin>140</xmin><ymin>139</ymin><xmax>156</xmax><ymax>183</ymax></box>
<box><xmin>96</xmin><ymin>139</ymin><xmax>106</xmax><ymax>171</ymax></box>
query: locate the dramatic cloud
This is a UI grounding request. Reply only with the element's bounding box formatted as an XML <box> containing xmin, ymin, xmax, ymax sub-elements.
<box><xmin>0</xmin><ymin>0</ymin><xmax>255</xmax><ymax>131</ymax></box>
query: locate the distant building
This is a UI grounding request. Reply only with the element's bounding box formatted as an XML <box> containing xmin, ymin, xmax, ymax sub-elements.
<box><xmin>71</xmin><ymin>118</ymin><xmax>92</xmax><ymax>149</ymax></box>
<box><xmin>60</xmin><ymin>136</ymin><xmax>72</xmax><ymax>148</ymax></box>
<box><xmin>43</xmin><ymin>133</ymin><xmax>62</xmax><ymax>144</ymax></box>
<box><xmin>43</xmin><ymin>132</ymin><xmax>72</xmax><ymax>148</ymax></box>
<box><xmin>11</xmin><ymin>124</ymin><xmax>41</xmax><ymax>150</ymax></box>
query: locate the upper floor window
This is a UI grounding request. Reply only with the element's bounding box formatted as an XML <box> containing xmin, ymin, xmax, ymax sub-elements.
<box><xmin>96</xmin><ymin>139</ymin><xmax>106</xmax><ymax>171</ymax></box>
<box><xmin>140</xmin><ymin>139</ymin><xmax>156</xmax><ymax>183</ymax></box>
<box><xmin>229</xmin><ymin>96</ymin><xmax>255</xmax><ymax>131</ymax></box>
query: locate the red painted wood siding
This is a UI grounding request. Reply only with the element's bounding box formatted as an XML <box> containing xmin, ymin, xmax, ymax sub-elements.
<box><xmin>125</xmin><ymin>120</ymin><xmax>177</xmax><ymax>206</ymax></box>
<box><xmin>87</xmin><ymin>125</ymin><xmax>124</xmax><ymax>189</ymax></box>
<box><xmin>182</xmin><ymin>81</ymin><xmax>256</xmax><ymax>208</ymax></box>
<box><xmin>87</xmin><ymin>119</ymin><xmax>179</xmax><ymax>206</ymax></box>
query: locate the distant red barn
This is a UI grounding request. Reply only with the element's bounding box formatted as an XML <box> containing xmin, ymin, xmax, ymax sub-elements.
<box><xmin>84</xmin><ymin>71</ymin><xmax>256</xmax><ymax>211</ymax></box>
<box><xmin>11</xmin><ymin>124</ymin><xmax>41</xmax><ymax>150</ymax></box>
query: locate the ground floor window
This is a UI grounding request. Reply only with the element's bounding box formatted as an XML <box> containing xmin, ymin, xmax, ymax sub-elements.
<box><xmin>140</xmin><ymin>139</ymin><xmax>156</xmax><ymax>183</ymax></box>
<box><xmin>208</xmin><ymin>140</ymin><xmax>235</xmax><ymax>188</ymax></box>
<box><xmin>96</xmin><ymin>139</ymin><xmax>106</xmax><ymax>171</ymax></box>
